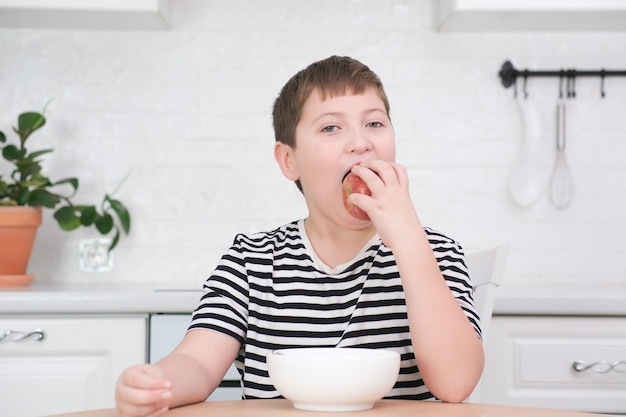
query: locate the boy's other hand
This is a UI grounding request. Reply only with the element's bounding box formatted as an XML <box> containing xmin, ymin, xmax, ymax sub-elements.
<box><xmin>115</xmin><ymin>364</ymin><xmax>172</xmax><ymax>417</ymax></box>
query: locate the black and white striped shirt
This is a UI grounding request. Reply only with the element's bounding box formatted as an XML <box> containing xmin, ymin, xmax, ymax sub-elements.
<box><xmin>189</xmin><ymin>219</ymin><xmax>479</xmax><ymax>400</ymax></box>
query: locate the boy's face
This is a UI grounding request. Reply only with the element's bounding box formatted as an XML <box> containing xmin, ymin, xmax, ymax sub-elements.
<box><xmin>276</xmin><ymin>86</ymin><xmax>395</xmax><ymax>222</ymax></box>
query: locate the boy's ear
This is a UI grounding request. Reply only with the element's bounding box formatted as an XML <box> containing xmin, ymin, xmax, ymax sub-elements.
<box><xmin>274</xmin><ymin>141</ymin><xmax>300</xmax><ymax>182</ymax></box>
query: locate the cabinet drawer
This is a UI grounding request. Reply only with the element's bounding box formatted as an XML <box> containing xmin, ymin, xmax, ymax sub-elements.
<box><xmin>481</xmin><ymin>316</ymin><xmax>626</xmax><ymax>413</ymax></box>
<box><xmin>0</xmin><ymin>315</ymin><xmax>146</xmax><ymax>352</ymax></box>
<box><xmin>518</xmin><ymin>340</ymin><xmax>626</xmax><ymax>387</ymax></box>
<box><xmin>0</xmin><ymin>315</ymin><xmax>147</xmax><ymax>417</ymax></box>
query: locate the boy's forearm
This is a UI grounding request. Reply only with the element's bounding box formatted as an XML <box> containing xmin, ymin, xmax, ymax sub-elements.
<box><xmin>156</xmin><ymin>352</ymin><xmax>216</xmax><ymax>408</ymax></box>
<box><xmin>393</xmin><ymin>229</ymin><xmax>484</xmax><ymax>402</ymax></box>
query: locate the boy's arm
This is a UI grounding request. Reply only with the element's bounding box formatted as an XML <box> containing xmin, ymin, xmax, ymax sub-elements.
<box><xmin>393</xmin><ymin>229</ymin><xmax>484</xmax><ymax>403</ymax></box>
<box><xmin>349</xmin><ymin>160</ymin><xmax>483</xmax><ymax>402</ymax></box>
<box><xmin>116</xmin><ymin>329</ymin><xmax>240</xmax><ymax>417</ymax></box>
<box><xmin>158</xmin><ymin>329</ymin><xmax>241</xmax><ymax>407</ymax></box>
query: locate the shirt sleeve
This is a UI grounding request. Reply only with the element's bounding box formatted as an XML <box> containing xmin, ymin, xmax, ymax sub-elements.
<box><xmin>425</xmin><ymin>227</ymin><xmax>482</xmax><ymax>339</ymax></box>
<box><xmin>188</xmin><ymin>234</ymin><xmax>250</xmax><ymax>344</ymax></box>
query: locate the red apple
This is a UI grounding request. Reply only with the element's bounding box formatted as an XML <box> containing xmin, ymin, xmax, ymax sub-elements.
<box><xmin>342</xmin><ymin>172</ymin><xmax>371</xmax><ymax>220</ymax></box>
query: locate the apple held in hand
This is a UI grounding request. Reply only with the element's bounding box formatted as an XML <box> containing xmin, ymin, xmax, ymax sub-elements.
<box><xmin>342</xmin><ymin>172</ymin><xmax>371</xmax><ymax>220</ymax></box>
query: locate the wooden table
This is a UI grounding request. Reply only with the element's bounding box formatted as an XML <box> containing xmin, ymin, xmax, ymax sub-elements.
<box><xmin>46</xmin><ymin>399</ymin><xmax>608</xmax><ymax>417</ymax></box>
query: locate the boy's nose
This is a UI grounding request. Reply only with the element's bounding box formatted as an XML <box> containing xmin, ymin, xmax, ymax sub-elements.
<box><xmin>347</xmin><ymin>131</ymin><xmax>372</xmax><ymax>153</ymax></box>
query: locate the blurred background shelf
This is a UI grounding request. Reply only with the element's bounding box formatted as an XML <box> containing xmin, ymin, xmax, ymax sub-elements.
<box><xmin>0</xmin><ymin>0</ymin><xmax>171</xmax><ymax>30</ymax></box>
<box><xmin>433</xmin><ymin>0</ymin><xmax>626</xmax><ymax>32</ymax></box>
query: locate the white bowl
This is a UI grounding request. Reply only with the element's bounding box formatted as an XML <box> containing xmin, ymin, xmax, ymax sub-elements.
<box><xmin>266</xmin><ymin>347</ymin><xmax>400</xmax><ymax>412</ymax></box>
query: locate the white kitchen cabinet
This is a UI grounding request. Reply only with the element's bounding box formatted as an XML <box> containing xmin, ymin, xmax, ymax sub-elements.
<box><xmin>0</xmin><ymin>315</ymin><xmax>147</xmax><ymax>417</ymax></box>
<box><xmin>433</xmin><ymin>0</ymin><xmax>626</xmax><ymax>31</ymax></box>
<box><xmin>0</xmin><ymin>0</ymin><xmax>171</xmax><ymax>30</ymax></box>
<box><xmin>481</xmin><ymin>316</ymin><xmax>626</xmax><ymax>414</ymax></box>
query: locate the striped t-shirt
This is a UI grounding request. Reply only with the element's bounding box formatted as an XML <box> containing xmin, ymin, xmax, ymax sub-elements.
<box><xmin>189</xmin><ymin>219</ymin><xmax>479</xmax><ymax>400</ymax></box>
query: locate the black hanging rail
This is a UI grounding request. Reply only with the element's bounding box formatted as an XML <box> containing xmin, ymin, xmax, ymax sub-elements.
<box><xmin>498</xmin><ymin>60</ymin><xmax>626</xmax><ymax>98</ymax></box>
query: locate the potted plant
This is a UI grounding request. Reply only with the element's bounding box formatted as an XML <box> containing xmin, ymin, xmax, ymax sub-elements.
<box><xmin>0</xmin><ymin>108</ymin><xmax>131</xmax><ymax>286</ymax></box>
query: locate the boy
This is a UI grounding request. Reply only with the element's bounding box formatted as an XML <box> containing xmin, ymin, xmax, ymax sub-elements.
<box><xmin>115</xmin><ymin>55</ymin><xmax>484</xmax><ymax>417</ymax></box>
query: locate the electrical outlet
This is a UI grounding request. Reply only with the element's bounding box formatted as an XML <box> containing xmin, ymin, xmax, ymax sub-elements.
<box><xmin>79</xmin><ymin>238</ymin><xmax>113</xmax><ymax>272</ymax></box>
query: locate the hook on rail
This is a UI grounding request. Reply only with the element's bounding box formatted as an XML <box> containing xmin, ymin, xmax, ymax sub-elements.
<box><xmin>498</xmin><ymin>60</ymin><xmax>626</xmax><ymax>99</ymax></box>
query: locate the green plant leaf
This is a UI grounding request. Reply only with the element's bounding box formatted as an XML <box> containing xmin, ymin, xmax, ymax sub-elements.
<box><xmin>0</xmin><ymin>130</ymin><xmax>5</xmax><ymax>143</ymax></box>
<box><xmin>106</xmin><ymin>195</ymin><xmax>131</xmax><ymax>234</ymax></box>
<box><xmin>17</xmin><ymin>189</ymin><xmax>31</xmax><ymax>205</ymax></box>
<box><xmin>29</xmin><ymin>189</ymin><xmax>60</xmax><ymax>208</ymax></box>
<box><xmin>2</xmin><ymin>144</ymin><xmax>19</xmax><ymax>161</ymax></box>
<box><xmin>95</xmin><ymin>213</ymin><xmax>114</xmax><ymax>234</ymax></box>
<box><xmin>19</xmin><ymin>156</ymin><xmax>41</xmax><ymax>169</ymax></box>
<box><xmin>108</xmin><ymin>229</ymin><xmax>120</xmax><ymax>253</ymax></box>
<box><xmin>53</xmin><ymin>206</ymin><xmax>81</xmax><ymax>230</ymax></box>
<box><xmin>25</xmin><ymin>172</ymin><xmax>49</xmax><ymax>188</ymax></box>
<box><xmin>28</xmin><ymin>149</ymin><xmax>54</xmax><ymax>159</ymax></box>
<box><xmin>15</xmin><ymin>162</ymin><xmax>40</xmax><ymax>184</ymax></box>
<box><xmin>18</xmin><ymin>112</ymin><xmax>46</xmax><ymax>133</ymax></box>
<box><xmin>79</xmin><ymin>205</ymin><xmax>97</xmax><ymax>226</ymax></box>
<box><xmin>53</xmin><ymin>177</ymin><xmax>79</xmax><ymax>192</ymax></box>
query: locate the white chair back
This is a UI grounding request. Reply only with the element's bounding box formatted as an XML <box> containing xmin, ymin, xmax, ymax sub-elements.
<box><xmin>464</xmin><ymin>244</ymin><xmax>509</xmax><ymax>403</ymax></box>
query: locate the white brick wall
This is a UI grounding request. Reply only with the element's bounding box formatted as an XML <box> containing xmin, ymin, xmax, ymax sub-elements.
<box><xmin>1</xmin><ymin>0</ymin><xmax>625</xmax><ymax>288</ymax></box>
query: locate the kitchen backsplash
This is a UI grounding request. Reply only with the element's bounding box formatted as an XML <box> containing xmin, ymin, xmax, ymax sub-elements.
<box><xmin>1</xmin><ymin>0</ymin><xmax>625</xmax><ymax>288</ymax></box>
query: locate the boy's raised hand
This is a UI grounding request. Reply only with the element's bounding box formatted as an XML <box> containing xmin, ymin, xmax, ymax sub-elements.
<box><xmin>346</xmin><ymin>160</ymin><xmax>422</xmax><ymax>249</ymax></box>
<box><xmin>115</xmin><ymin>364</ymin><xmax>172</xmax><ymax>417</ymax></box>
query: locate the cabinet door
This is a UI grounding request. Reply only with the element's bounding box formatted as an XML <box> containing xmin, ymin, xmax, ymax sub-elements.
<box><xmin>481</xmin><ymin>316</ymin><xmax>626</xmax><ymax>414</ymax></box>
<box><xmin>0</xmin><ymin>315</ymin><xmax>147</xmax><ymax>417</ymax></box>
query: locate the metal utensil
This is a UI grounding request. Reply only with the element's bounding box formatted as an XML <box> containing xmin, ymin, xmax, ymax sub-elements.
<box><xmin>549</xmin><ymin>103</ymin><xmax>574</xmax><ymax>209</ymax></box>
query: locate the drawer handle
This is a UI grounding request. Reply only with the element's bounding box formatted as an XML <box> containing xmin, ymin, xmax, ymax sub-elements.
<box><xmin>0</xmin><ymin>329</ymin><xmax>46</xmax><ymax>343</ymax></box>
<box><xmin>572</xmin><ymin>360</ymin><xmax>626</xmax><ymax>374</ymax></box>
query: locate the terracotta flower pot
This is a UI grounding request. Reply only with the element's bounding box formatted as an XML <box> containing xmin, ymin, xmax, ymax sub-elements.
<box><xmin>0</xmin><ymin>206</ymin><xmax>43</xmax><ymax>287</ymax></box>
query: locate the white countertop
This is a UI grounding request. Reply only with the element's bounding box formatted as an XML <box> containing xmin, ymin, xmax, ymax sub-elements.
<box><xmin>1</xmin><ymin>282</ymin><xmax>625</xmax><ymax>316</ymax></box>
<box><xmin>0</xmin><ymin>282</ymin><xmax>204</xmax><ymax>314</ymax></box>
<box><xmin>492</xmin><ymin>284</ymin><xmax>626</xmax><ymax>316</ymax></box>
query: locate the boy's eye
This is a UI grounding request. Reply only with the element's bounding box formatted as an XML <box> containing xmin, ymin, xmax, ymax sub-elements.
<box><xmin>321</xmin><ymin>125</ymin><xmax>339</xmax><ymax>133</ymax></box>
<box><xmin>367</xmin><ymin>121</ymin><xmax>383</xmax><ymax>128</ymax></box>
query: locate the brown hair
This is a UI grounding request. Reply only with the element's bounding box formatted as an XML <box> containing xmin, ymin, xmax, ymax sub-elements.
<box><xmin>272</xmin><ymin>55</ymin><xmax>390</xmax><ymax>191</ymax></box>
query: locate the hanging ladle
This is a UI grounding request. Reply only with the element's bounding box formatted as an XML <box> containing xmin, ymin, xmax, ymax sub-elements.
<box><xmin>549</xmin><ymin>103</ymin><xmax>574</xmax><ymax>209</ymax></box>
